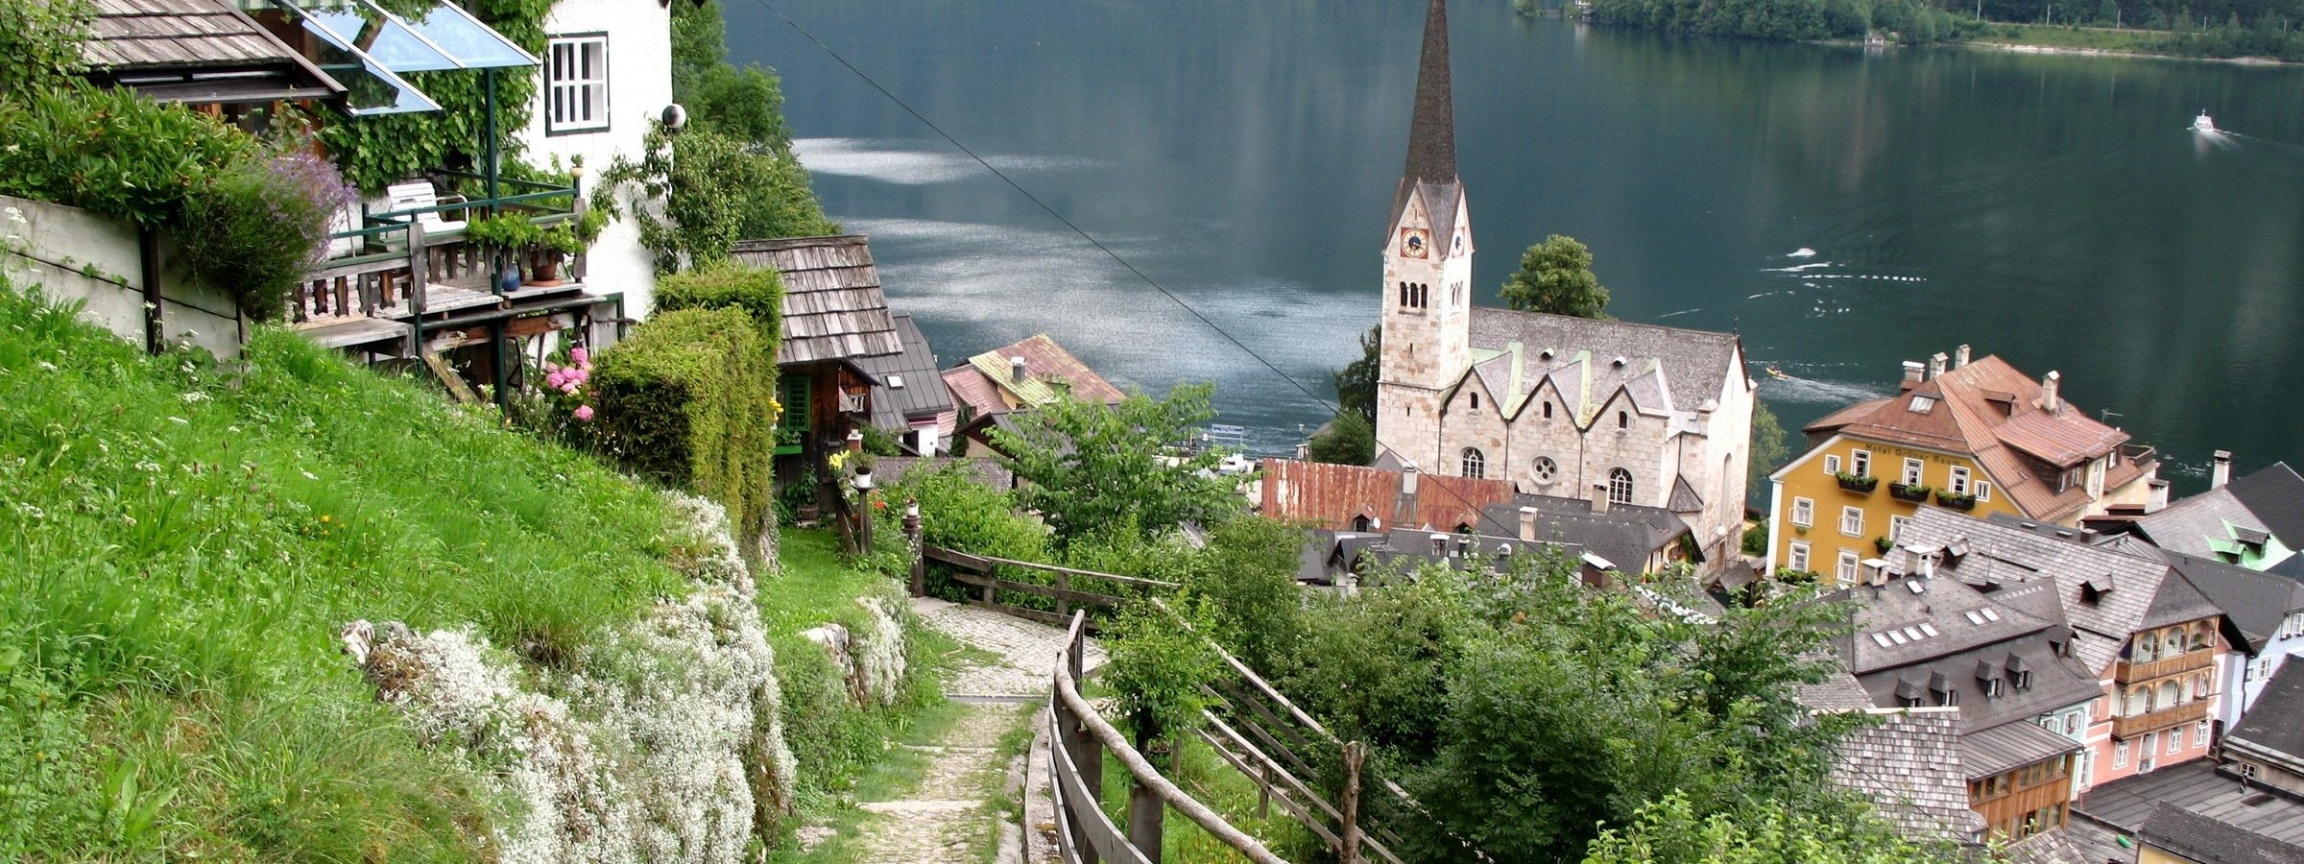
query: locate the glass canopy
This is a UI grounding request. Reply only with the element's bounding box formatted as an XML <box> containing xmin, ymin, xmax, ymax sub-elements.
<box><xmin>237</xmin><ymin>0</ymin><xmax>535</xmax><ymax>115</ymax></box>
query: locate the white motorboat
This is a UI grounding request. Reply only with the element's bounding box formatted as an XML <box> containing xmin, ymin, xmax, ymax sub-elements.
<box><xmin>2193</xmin><ymin>111</ymin><xmax>2217</xmax><ymax>134</ymax></box>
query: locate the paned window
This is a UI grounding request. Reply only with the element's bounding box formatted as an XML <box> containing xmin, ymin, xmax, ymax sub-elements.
<box><xmin>1460</xmin><ymin>448</ymin><xmax>1485</xmax><ymax>479</ymax></box>
<box><xmin>1608</xmin><ymin>468</ymin><xmax>1634</xmax><ymax>505</ymax></box>
<box><xmin>1975</xmin><ymin>480</ymin><xmax>1992</xmax><ymax>501</ymax></box>
<box><xmin>1902</xmin><ymin>458</ymin><xmax>1925</xmax><ymax>485</ymax></box>
<box><xmin>1851</xmin><ymin>450</ymin><xmax>1872</xmax><ymax>477</ymax></box>
<box><xmin>2114</xmin><ymin>741</ymin><xmax>2128</xmax><ymax>768</ymax></box>
<box><xmin>1840</xmin><ymin>506</ymin><xmax>1864</xmax><ymax>536</ymax></box>
<box><xmin>1836</xmin><ymin>550</ymin><xmax>1860</xmax><ymax>583</ymax></box>
<box><xmin>2169</xmin><ymin>727</ymin><xmax>2184</xmax><ymax>753</ymax></box>
<box><xmin>1949</xmin><ymin>466</ymin><xmax>1972</xmax><ymax>495</ymax></box>
<box><xmin>1788</xmin><ymin>541</ymin><xmax>1810</xmax><ymax>572</ymax></box>
<box><xmin>2195</xmin><ymin>720</ymin><xmax>2210</xmax><ymax>747</ymax></box>
<box><xmin>1890</xmin><ymin>514</ymin><xmax>1911</xmax><ymax>541</ymax></box>
<box><xmin>1791</xmin><ymin>497</ymin><xmax>1814</xmax><ymax>527</ymax></box>
<box><xmin>547</xmin><ymin>35</ymin><xmax>611</xmax><ymax>134</ymax></box>
<box><xmin>1824</xmin><ymin>455</ymin><xmax>1842</xmax><ymax>476</ymax></box>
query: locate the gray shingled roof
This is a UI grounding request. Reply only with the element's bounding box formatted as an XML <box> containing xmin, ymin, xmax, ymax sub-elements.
<box><xmin>2168</xmin><ymin>552</ymin><xmax>2304</xmax><ymax>654</ymax></box>
<box><xmin>2226</xmin><ymin>462</ymin><xmax>2304</xmax><ymax>552</ymax></box>
<box><xmin>2133</xmin><ymin>486</ymin><xmax>2278</xmax><ymax>562</ymax></box>
<box><xmin>857</xmin><ymin>314</ymin><xmax>952</xmax><ymax>429</ymax></box>
<box><xmin>81</xmin><ymin>0</ymin><xmax>344</xmax><ymax>104</ymax></box>
<box><xmin>1827</xmin><ymin>709</ymin><xmax>1987</xmax><ymax>842</ymax></box>
<box><xmin>1961</xmin><ymin>719</ymin><xmax>2081</xmax><ymax>779</ymax></box>
<box><xmin>1796</xmin><ymin>668</ymin><xmax>1877</xmax><ymax>713</ymax></box>
<box><xmin>1474</xmin><ymin>494</ymin><xmax>1692</xmax><ymax>574</ymax></box>
<box><xmin>2226</xmin><ymin>660</ymin><xmax>2304</xmax><ymax>762</ymax></box>
<box><xmin>2078</xmin><ymin>760</ymin><xmax>2304</xmax><ymax>849</ymax></box>
<box><xmin>2139</xmin><ymin>804</ymin><xmax>2304</xmax><ymax>864</ymax></box>
<box><xmin>1896</xmin><ymin>507</ymin><xmax>2205</xmax><ymax>675</ymax></box>
<box><xmin>731</xmin><ymin>236</ymin><xmax>904</xmax><ymax>365</ymax></box>
<box><xmin>1464</xmin><ymin>310</ymin><xmax>1744</xmax><ymax>418</ymax></box>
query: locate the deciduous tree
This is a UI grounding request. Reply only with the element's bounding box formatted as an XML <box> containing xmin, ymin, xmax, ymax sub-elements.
<box><xmin>1501</xmin><ymin>235</ymin><xmax>1611</xmax><ymax>318</ymax></box>
<box><xmin>989</xmin><ymin>384</ymin><xmax>1244</xmax><ymax>544</ymax></box>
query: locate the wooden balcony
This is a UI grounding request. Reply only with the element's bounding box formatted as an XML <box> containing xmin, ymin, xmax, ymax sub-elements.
<box><xmin>2114</xmin><ymin>649</ymin><xmax>2212</xmax><ymax>684</ymax></box>
<box><xmin>2111</xmin><ymin>700</ymin><xmax>2206</xmax><ymax>740</ymax></box>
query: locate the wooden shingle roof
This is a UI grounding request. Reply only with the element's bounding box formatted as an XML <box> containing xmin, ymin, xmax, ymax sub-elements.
<box><xmin>81</xmin><ymin>0</ymin><xmax>344</xmax><ymax>104</ymax></box>
<box><xmin>731</xmin><ymin>235</ymin><xmax>904</xmax><ymax>366</ymax></box>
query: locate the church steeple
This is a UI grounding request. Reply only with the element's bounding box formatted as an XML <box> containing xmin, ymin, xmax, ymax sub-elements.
<box><xmin>1403</xmin><ymin>0</ymin><xmax>1456</xmax><ymax>188</ymax></box>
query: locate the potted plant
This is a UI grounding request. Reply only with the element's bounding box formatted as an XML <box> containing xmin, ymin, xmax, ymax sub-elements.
<box><xmin>465</xmin><ymin>213</ymin><xmax>542</xmax><ymax>292</ymax></box>
<box><xmin>528</xmin><ymin>210</ymin><xmax>606</xmax><ymax>286</ymax></box>
<box><xmin>1835</xmin><ymin>471</ymin><xmax>1879</xmax><ymax>493</ymax></box>
<box><xmin>1935</xmin><ymin>490</ymin><xmax>1978</xmax><ymax>511</ymax></box>
<box><xmin>1875</xmin><ymin>535</ymin><xmax>1895</xmax><ymax>554</ymax></box>
<box><xmin>1890</xmin><ymin>482</ymin><xmax>1932</xmax><ymax>502</ymax></box>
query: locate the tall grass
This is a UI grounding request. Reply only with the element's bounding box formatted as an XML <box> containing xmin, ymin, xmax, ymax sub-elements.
<box><xmin>0</xmin><ymin>281</ymin><xmax>690</xmax><ymax>859</ymax></box>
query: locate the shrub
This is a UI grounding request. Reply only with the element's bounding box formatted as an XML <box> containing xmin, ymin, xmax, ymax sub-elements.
<box><xmin>0</xmin><ymin>0</ymin><xmax>91</xmax><ymax>94</ymax></box>
<box><xmin>653</xmin><ymin>260</ymin><xmax>786</xmax><ymax>352</ymax></box>
<box><xmin>176</xmin><ymin>152</ymin><xmax>355</xmax><ymax>320</ymax></box>
<box><xmin>594</xmin><ymin>307</ymin><xmax>777</xmax><ymax>558</ymax></box>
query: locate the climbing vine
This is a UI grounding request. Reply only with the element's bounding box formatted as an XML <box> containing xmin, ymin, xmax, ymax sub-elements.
<box><xmin>320</xmin><ymin>0</ymin><xmax>555</xmax><ymax>192</ymax></box>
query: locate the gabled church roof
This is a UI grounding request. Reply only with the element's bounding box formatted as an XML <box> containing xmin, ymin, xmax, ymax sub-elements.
<box><xmin>1389</xmin><ymin>0</ymin><xmax>1463</xmax><ymax>247</ymax></box>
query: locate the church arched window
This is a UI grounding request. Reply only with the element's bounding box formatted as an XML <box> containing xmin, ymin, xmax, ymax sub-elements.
<box><xmin>1542</xmin><ymin>401</ymin><xmax>1553</xmax><ymax>420</ymax></box>
<box><xmin>1470</xmin><ymin>392</ymin><xmax>1480</xmax><ymax>410</ymax></box>
<box><xmin>1398</xmin><ymin>282</ymin><xmax>1408</xmax><ymax>307</ymax></box>
<box><xmin>1461</xmin><ymin>448</ymin><xmax>1486</xmax><ymax>479</ymax></box>
<box><xmin>1617</xmin><ymin>411</ymin><xmax>1630</xmax><ymax>429</ymax></box>
<box><xmin>1608</xmin><ymin>468</ymin><xmax>1634</xmax><ymax>505</ymax></box>
<box><xmin>1451</xmin><ymin>283</ymin><xmax>1461</xmax><ymax>306</ymax></box>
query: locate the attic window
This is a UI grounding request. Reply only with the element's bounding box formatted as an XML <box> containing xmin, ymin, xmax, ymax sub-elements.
<box><xmin>1471</xmin><ymin>392</ymin><xmax>1480</xmax><ymax>410</ymax></box>
<box><xmin>888</xmin><ymin>374</ymin><xmax>905</xmax><ymax>390</ymax></box>
<box><xmin>2080</xmin><ymin>578</ymin><xmax>2110</xmax><ymax>605</ymax></box>
<box><xmin>1980</xmin><ymin>608</ymin><xmax>2001</xmax><ymax>622</ymax></box>
<box><xmin>1908</xmin><ymin>395</ymin><xmax>1936</xmax><ymax>414</ymax></box>
<box><xmin>1611</xmin><ymin>356</ymin><xmax>1627</xmax><ymax>368</ymax></box>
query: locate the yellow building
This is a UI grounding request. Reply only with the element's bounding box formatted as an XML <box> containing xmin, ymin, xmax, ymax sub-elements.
<box><xmin>1767</xmin><ymin>349</ymin><xmax>2160</xmax><ymax>585</ymax></box>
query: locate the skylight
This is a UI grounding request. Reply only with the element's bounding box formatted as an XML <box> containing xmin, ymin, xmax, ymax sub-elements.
<box><xmin>1964</xmin><ymin>611</ymin><xmax>1986</xmax><ymax>625</ymax></box>
<box><xmin>1982</xmin><ymin>608</ymin><xmax>2002</xmax><ymax>622</ymax></box>
<box><xmin>1873</xmin><ymin>633</ymin><xmax>1894</xmax><ymax>648</ymax></box>
<box><xmin>1908</xmin><ymin>395</ymin><xmax>1937</xmax><ymax>414</ymax></box>
<box><xmin>1920</xmin><ymin>623</ymin><xmax>1940</xmax><ymax>637</ymax></box>
<box><xmin>1903</xmin><ymin>626</ymin><xmax>1925</xmax><ymax>641</ymax></box>
<box><xmin>889</xmin><ymin>374</ymin><xmax>906</xmax><ymax>390</ymax></box>
<box><xmin>1888</xmin><ymin>630</ymin><xmax>1909</xmax><ymax>645</ymax></box>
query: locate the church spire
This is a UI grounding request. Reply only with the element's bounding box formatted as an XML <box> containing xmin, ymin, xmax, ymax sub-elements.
<box><xmin>1403</xmin><ymin>0</ymin><xmax>1456</xmax><ymax>186</ymax></box>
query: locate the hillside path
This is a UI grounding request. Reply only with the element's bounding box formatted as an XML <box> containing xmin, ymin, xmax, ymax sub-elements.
<box><xmin>842</xmin><ymin>598</ymin><xmax>1101</xmax><ymax>864</ymax></box>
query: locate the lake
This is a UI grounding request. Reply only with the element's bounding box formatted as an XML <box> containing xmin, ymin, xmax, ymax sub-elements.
<box><xmin>724</xmin><ymin>0</ymin><xmax>2304</xmax><ymax>489</ymax></box>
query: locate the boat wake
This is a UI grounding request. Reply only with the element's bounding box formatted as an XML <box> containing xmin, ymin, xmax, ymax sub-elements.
<box><xmin>1756</xmin><ymin>372</ymin><xmax>1885</xmax><ymax>406</ymax></box>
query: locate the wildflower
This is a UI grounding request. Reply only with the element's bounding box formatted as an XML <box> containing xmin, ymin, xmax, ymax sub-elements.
<box><xmin>183</xmin><ymin>391</ymin><xmax>210</xmax><ymax>403</ymax></box>
<box><xmin>321</xmin><ymin>514</ymin><xmax>331</xmax><ymax>523</ymax></box>
<box><xmin>168</xmin><ymin>417</ymin><xmax>188</xmax><ymax>425</ymax></box>
<box><xmin>573</xmin><ymin>405</ymin><xmax>595</xmax><ymax>422</ymax></box>
<box><xmin>301</xmin><ymin>470</ymin><xmax>317</xmax><ymax>480</ymax></box>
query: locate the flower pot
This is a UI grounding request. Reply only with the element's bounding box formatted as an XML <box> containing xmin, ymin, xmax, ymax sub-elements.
<box><xmin>1836</xmin><ymin>474</ymin><xmax>1879</xmax><ymax>494</ymax></box>
<box><xmin>1890</xmin><ymin>483</ymin><xmax>1932</xmax><ymax>502</ymax></box>
<box><xmin>529</xmin><ymin>252</ymin><xmax>564</xmax><ymax>287</ymax></box>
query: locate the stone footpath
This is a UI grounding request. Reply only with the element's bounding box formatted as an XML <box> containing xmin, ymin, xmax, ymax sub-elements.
<box><xmin>838</xmin><ymin>599</ymin><xmax>1101</xmax><ymax>864</ymax></box>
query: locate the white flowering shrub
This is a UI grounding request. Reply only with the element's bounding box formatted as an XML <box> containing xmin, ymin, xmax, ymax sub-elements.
<box><xmin>853</xmin><ymin>593</ymin><xmax>909</xmax><ymax>708</ymax></box>
<box><xmin>347</xmin><ymin>491</ymin><xmax>799</xmax><ymax>864</ymax></box>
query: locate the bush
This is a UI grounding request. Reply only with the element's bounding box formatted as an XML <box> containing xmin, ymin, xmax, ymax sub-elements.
<box><xmin>653</xmin><ymin>260</ymin><xmax>786</xmax><ymax>350</ymax></box>
<box><xmin>595</xmin><ymin>307</ymin><xmax>777</xmax><ymax>558</ymax></box>
<box><xmin>0</xmin><ymin>0</ymin><xmax>91</xmax><ymax>94</ymax></box>
<box><xmin>176</xmin><ymin>152</ymin><xmax>355</xmax><ymax>320</ymax></box>
<box><xmin>1306</xmin><ymin>411</ymin><xmax>1375</xmax><ymax>465</ymax></box>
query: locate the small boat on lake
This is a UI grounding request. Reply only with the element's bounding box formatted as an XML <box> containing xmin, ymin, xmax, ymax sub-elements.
<box><xmin>2193</xmin><ymin>111</ymin><xmax>2217</xmax><ymax>134</ymax></box>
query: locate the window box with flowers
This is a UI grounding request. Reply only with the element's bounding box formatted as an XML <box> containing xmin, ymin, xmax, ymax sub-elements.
<box><xmin>1890</xmin><ymin>482</ymin><xmax>1932</xmax><ymax>502</ymax></box>
<box><xmin>1935</xmin><ymin>490</ymin><xmax>1978</xmax><ymax>511</ymax></box>
<box><xmin>1836</xmin><ymin>472</ymin><xmax>1879</xmax><ymax>494</ymax></box>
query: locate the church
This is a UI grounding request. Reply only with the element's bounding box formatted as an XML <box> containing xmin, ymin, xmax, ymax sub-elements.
<box><xmin>1372</xmin><ymin>0</ymin><xmax>1757</xmax><ymax>568</ymax></box>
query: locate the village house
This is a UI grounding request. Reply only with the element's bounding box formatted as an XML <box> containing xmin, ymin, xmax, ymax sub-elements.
<box><xmin>730</xmin><ymin>236</ymin><xmax>902</xmax><ymax>481</ymax></box>
<box><xmin>2116</xmin><ymin>457</ymin><xmax>2304</xmax><ymax>573</ymax></box>
<box><xmin>1890</xmin><ymin>507</ymin><xmax>2237</xmax><ymax>795</ymax></box>
<box><xmin>1768</xmin><ymin>349</ymin><xmax>2162</xmax><ymax>585</ymax></box>
<box><xmin>939</xmin><ymin>334</ymin><xmax>1124</xmax><ymax>457</ymax></box>
<box><xmin>2073</xmin><ymin>663</ymin><xmax>2304</xmax><ymax>864</ymax></box>
<box><xmin>855</xmin><ymin>313</ymin><xmax>954</xmax><ymax>456</ymax></box>
<box><xmin>1371</xmin><ymin>0</ymin><xmax>1755</xmax><ymax>570</ymax></box>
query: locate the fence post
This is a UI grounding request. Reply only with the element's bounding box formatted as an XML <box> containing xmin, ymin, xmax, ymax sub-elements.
<box><xmin>1340</xmin><ymin>741</ymin><xmax>1365</xmax><ymax>864</ymax></box>
<box><xmin>1128</xmin><ymin>720</ymin><xmax>1165</xmax><ymax>864</ymax></box>
<box><xmin>1057</xmin><ymin>569</ymin><xmax>1072</xmax><ymax>618</ymax></box>
<box><xmin>903</xmin><ymin>499</ymin><xmax>923</xmax><ymax>597</ymax></box>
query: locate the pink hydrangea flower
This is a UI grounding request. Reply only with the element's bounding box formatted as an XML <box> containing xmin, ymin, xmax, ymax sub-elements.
<box><xmin>570</xmin><ymin>346</ymin><xmax>589</xmax><ymax>366</ymax></box>
<box><xmin>574</xmin><ymin>404</ymin><xmax>595</xmax><ymax>421</ymax></box>
<box><xmin>561</xmin><ymin>382</ymin><xmax>580</xmax><ymax>396</ymax></box>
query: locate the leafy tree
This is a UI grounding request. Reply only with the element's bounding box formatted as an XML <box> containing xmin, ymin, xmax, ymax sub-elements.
<box><xmin>672</xmin><ymin>0</ymin><xmax>793</xmax><ymax>148</ymax></box>
<box><xmin>989</xmin><ymin>384</ymin><xmax>1244</xmax><ymax>545</ymax></box>
<box><xmin>1501</xmin><ymin>235</ymin><xmax>1610</xmax><ymax>319</ymax></box>
<box><xmin>598</xmin><ymin>122</ymin><xmax>839</xmax><ymax>273</ymax></box>
<box><xmin>1182</xmin><ymin>517</ymin><xmax>1306</xmax><ymax>674</ymax></box>
<box><xmin>1103</xmin><ymin>601</ymin><xmax>1223</xmax><ymax>748</ymax></box>
<box><xmin>0</xmin><ymin>0</ymin><xmax>90</xmax><ymax>95</ymax></box>
<box><xmin>1306</xmin><ymin>411</ymin><xmax>1376</xmax><ymax>466</ymax></box>
<box><xmin>1333</xmin><ymin>324</ymin><xmax>1381</xmax><ymax>424</ymax></box>
<box><xmin>1582</xmin><ymin>792</ymin><xmax>1940</xmax><ymax>864</ymax></box>
<box><xmin>1748</xmin><ymin>399</ymin><xmax>1788</xmax><ymax>499</ymax></box>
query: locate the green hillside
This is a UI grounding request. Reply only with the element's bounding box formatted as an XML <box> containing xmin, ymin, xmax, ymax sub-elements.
<box><xmin>0</xmin><ymin>278</ymin><xmax>696</xmax><ymax>859</ymax></box>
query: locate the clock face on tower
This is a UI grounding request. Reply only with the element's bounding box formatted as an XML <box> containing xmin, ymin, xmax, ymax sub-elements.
<box><xmin>1400</xmin><ymin>228</ymin><xmax>1430</xmax><ymax>259</ymax></box>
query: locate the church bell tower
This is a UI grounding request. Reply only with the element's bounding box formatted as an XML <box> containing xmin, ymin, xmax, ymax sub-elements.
<box><xmin>1374</xmin><ymin>0</ymin><xmax>1473</xmax><ymax>472</ymax></box>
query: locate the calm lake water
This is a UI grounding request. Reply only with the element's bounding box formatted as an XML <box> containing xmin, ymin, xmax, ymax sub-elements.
<box><xmin>725</xmin><ymin>0</ymin><xmax>2304</xmax><ymax>488</ymax></box>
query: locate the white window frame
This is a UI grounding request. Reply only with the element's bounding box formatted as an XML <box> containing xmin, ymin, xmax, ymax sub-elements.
<box><xmin>1788</xmin><ymin>541</ymin><xmax>1810</xmax><ymax>572</ymax></box>
<box><xmin>2169</xmin><ymin>727</ymin><xmax>2184</xmax><ymax>754</ymax></box>
<box><xmin>547</xmin><ymin>34</ymin><xmax>611</xmax><ymax>135</ymax></box>
<box><xmin>1948</xmin><ymin>466</ymin><xmax>1972</xmax><ymax>496</ymax></box>
<box><xmin>2195</xmin><ymin>720</ymin><xmax>2210</xmax><ymax>748</ymax></box>
<box><xmin>1840</xmin><ymin>506</ymin><xmax>1864</xmax><ymax>537</ymax></box>
<box><xmin>2114</xmin><ymin>740</ymin><xmax>2128</xmax><ymax>768</ymax></box>
<box><xmin>1890</xmin><ymin>515</ymin><xmax>1911</xmax><ymax>542</ymax></box>
<box><xmin>1902</xmin><ymin>458</ymin><xmax>1925</xmax><ymax>486</ymax></box>
<box><xmin>1836</xmin><ymin>550</ymin><xmax>1860</xmax><ymax>583</ymax></box>
<box><xmin>1791</xmin><ymin>497</ymin><xmax>1814</xmax><ymax>527</ymax></box>
<box><xmin>1974</xmin><ymin>480</ymin><xmax>1992</xmax><ymax>502</ymax></box>
<box><xmin>1850</xmin><ymin>450</ymin><xmax>1872</xmax><ymax>477</ymax></box>
<box><xmin>1824</xmin><ymin>454</ymin><xmax>1842</xmax><ymax>476</ymax></box>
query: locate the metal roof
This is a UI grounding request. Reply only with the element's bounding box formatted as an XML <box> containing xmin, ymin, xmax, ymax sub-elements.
<box><xmin>2139</xmin><ymin>803</ymin><xmax>2304</xmax><ymax>864</ymax></box>
<box><xmin>2226</xmin><ymin>461</ymin><xmax>2304</xmax><ymax>553</ymax></box>
<box><xmin>1960</xmin><ymin>719</ymin><xmax>2081</xmax><ymax>779</ymax></box>
<box><xmin>2078</xmin><ymin>760</ymin><xmax>2304</xmax><ymax>850</ymax></box>
<box><xmin>856</xmin><ymin>314</ymin><xmax>952</xmax><ymax>428</ymax></box>
<box><xmin>2132</xmin><ymin>487</ymin><xmax>2280</xmax><ymax>563</ymax></box>
<box><xmin>1474</xmin><ymin>494</ymin><xmax>1693</xmax><ymax>575</ymax></box>
<box><xmin>1258</xmin><ymin>458</ymin><xmax>1516</xmax><ymax>537</ymax></box>
<box><xmin>2227</xmin><ymin>660</ymin><xmax>2304</xmax><ymax>762</ymax></box>
<box><xmin>731</xmin><ymin>236</ymin><xmax>904</xmax><ymax>366</ymax></box>
<box><xmin>1460</xmin><ymin>312</ymin><xmax>1744</xmax><ymax>427</ymax></box>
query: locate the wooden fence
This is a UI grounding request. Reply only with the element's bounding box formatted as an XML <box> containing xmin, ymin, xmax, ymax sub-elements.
<box><xmin>922</xmin><ymin>546</ymin><xmax>1177</xmax><ymax>628</ymax></box>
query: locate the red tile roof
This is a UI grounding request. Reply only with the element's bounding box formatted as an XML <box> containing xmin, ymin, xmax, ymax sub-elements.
<box><xmin>1259</xmin><ymin>459</ymin><xmax>1516</xmax><ymax>533</ymax></box>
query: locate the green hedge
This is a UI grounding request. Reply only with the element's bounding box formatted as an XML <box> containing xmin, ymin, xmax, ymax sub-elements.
<box><xmin>595</xmin><ymin>307</ymin><xmax>776</xmax><ymax>557</ymax></box>
<box><xmin>654</xmin><ymin>262</ymin><xmax>785</xmax><ymax>355</ymax></box>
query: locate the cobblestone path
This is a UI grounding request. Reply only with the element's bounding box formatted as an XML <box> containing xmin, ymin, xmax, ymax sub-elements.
<box><xmin>840</xmin><ymin>599</ymin><xmax>1101</xmax><ymax>864</ymax></box>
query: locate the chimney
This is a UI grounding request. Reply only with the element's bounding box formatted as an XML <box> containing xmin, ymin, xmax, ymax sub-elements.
<box><xmin>1518</xmin><ymin>506</ymin><xmax>1538</xmax><ymax>542</ymax></box>
<box><xmin>1590</xmin><ymin>482</ymin><xmax>1611</xmax><ymax>514</ymax></box>
<box><xmin>1927</xmin><ymin>352</ymin><xmax>1948</xmax><ymax>380</ymax></box>
<box><xmin>1954</xmin><ymin>344</ymin><xmax>1972</xmax><ymax>368</ymax></box>
<box><xmin>2211</xmin><ymin>451</ymin><xmax>2232</xmax><ymax>490</ymax></box>
<box><xmin>1010</xmin><ymin>356</ymin><xmax>1027</xmax><ymax>384</ymax></box>
<box><xmin>1901</xmin><ymin>360</ymin><xmax>1926</xmax><ymax>389</ymax></box>
<box><xmin>2040</xmin><ymin>370</ymin><xmax>2062</xmax><ymax>414</ymax></box>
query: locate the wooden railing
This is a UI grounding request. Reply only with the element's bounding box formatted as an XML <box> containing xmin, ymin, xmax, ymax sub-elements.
<box><xmin>923</xmin><ymin>546</ymin><xmax>1177</xmax><ymax>628</ymax></box>
<box><xmin>2114</xmin><ymin>649</ymin><xmax>2212</xmax><ymax>684</ymax></box>
<box><xmin>1049</xmin><ymin>611</ymin><xmax>1291</xmax><ymax>864</ymax></box>
<box><xmin>2111</xmin><ymin>699</ymin><xmax>2207</xmax><ymax>740</ymax></box>
<box><xmin>292</xmin><ymin>176</ymin><xmax>585</xmax><ymax>339</ymax></box>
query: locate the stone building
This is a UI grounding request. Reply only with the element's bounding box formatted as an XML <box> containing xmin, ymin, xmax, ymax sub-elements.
<box><xmin>1372</xmin><ymin>0</ymin><xmax>1755</xmax><ymax>567</ymax></box>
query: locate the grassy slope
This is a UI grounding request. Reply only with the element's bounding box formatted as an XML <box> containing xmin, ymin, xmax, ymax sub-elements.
<box><xmin>0</xmin><ymin>281</ymin><xmax>691</xmax><ymax>860</ymax></box>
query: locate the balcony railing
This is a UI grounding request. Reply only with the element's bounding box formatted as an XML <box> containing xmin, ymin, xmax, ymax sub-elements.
<box><xmin>2111</xmin><ymin>699</ymin><xmax>2206</xmax><ymax>740</ymax></box>
<box><xmin>291</xmin><ymin>173</ymin><xmax>585</xmax><ymax>348</ymax></box>
<box><xmin>2114</xmin><ymin>649</ymin><xmax>2213</xmax><ymax>684</ymax></box>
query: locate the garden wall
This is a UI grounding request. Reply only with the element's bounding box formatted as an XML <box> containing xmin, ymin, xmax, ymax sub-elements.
<box><xmin>2</xmin><ymin>194</ymin><xmax>245</xmax><ymax>358</ymax></box>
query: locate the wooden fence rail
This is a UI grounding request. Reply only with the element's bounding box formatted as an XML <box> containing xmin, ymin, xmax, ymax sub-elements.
<box><xmin>923</xmin><ymin>546</ymin><xmax>1176</xmax><ymax>627</ymax></box>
